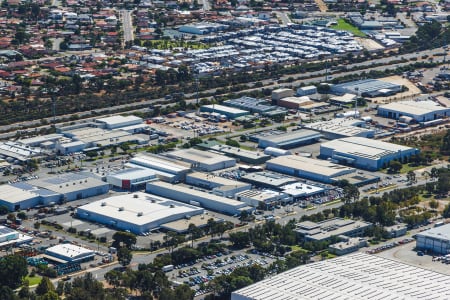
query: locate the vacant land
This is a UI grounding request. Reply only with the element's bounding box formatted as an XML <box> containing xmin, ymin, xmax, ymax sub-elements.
<box><xmin>331</xmin><ymin>19</ymin><xmax>366</xmax><ymax>37</ymax></box>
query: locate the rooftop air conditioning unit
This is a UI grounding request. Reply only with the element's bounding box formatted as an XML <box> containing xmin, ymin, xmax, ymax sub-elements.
<box><xmin>170</xmin><ymin>204</ymin><xmax>175</xmax><ymax>208</ymax></box>
<box><xmin>137</xmin><ymin>212</ymin><xmax>143</xmax><ymax>217</ymax></box>
<box><xmin>133</xmin><ymin>194</ymin><xmax>139</xmax><ymax>198</ymax></box>
<box><xmin>101</xmin><ymin>202</ymin><xmax>106</xmax><ymax>206</ymax></box>
<box><xmin>118</xmin><ymin>207</ymin><xmax>124</xmax><ymax>211</ymax></box>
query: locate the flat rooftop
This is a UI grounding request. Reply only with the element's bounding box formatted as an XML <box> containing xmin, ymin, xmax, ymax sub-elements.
<box><xmin>202</xmin><ymin>104</ymin><xmax>249</xmax><ymax>114</ymax></box>
<box><xmin>77</xmin><ymin>192</ymin><xmax>203</xmax><ymax>226</ymax></box>
<box><xmin>147</xmin><ymin>181</ymin><xmax>247</xmax><ymax>207</ymax></box>
<box><xmin>281</xmin><ymin>182</ymin><xmax>324</xmax><ymax>197</ymax></box>
<box><xmin>236</xmin><ymin>189</ymin><xmax>285</xmax><ymax>201</ymax></box>
<box><xmin>416</xmin><ymin>223</ymin><xmax>450</xmax><ymax>241</ymax></box>
<box><xmin>379</xmin><ymin>100</ymin><xmax>450</xmax><ymax>116</ymax></box>
<box><xmin>187</xmin><ymin>172</ymin><xmax>250</xmax><ymax>187</ymax></box>
<box><xmin>28</xmin><ymin>173</ymin><xmax>107</xmax><ymax>194</ymax></box>
<box><xmin>46</xmin><ymin>243</ymin><xmax>94</xmax><ymax>259</ymax></box>
<box><xmin>108</xmin><ymin>167</ymin><xmax>156</xmax><ymax>180</ymax></box>
<box><xmin>241</xmin><ymin>171</ymin><xmax>298</xmax><ymax>188</ymax></box>
<box><xmin>256</xmin><ymin>129</ymin><xmax>321</xmax><ymax>144</ymax></box>
<box><xmin>321</xmin><ymin>137</ymin><xmax>415</xmax><ymax>160</ymax></box>
<box><xmin>0</xmin><ymin>185</ymin><xmax>39</xmax><ymax>203</ymax></box>
<box><xmin>232</xmin><ymin>252</ymin><xmax>450</xmax><ymax>300</ymax></box>
<box><xmin>161</xmin><ymin>215</ymin><xmax>222</xmax><ymax>232</ymax></box>
<box><xmin>130</xmin><ymin>154</ymin><xmax>191</xmax><ymax>174</ymax></box>
<box><xmin>210</xmin><ymin>144</ymin><xmax>269</xmax><ymax>161</ymax></box>
<box><xmin>166</xmin><ymin>148</ymin><xmax>235</xmax><ymax>165</ymax></box>
<box><xmin>304</xmin><ymin>119</ymin><xmax>374</xmax><ymax>137</ymax></box>
<box><xmin>267</xmin><ymin>155</ymin><xmax>355</xmax><ymax>178</ymax></box>
<box><xmin>95</xmin><ymin>115</ymin><xmax>142</xmax><ymax>126</ymax></box>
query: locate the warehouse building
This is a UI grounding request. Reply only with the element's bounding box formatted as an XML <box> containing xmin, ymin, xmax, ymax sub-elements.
<box><xmin>45</xmin><ymin>244</ymin><xmax>95</xmax><ymax>263</ymax></box>
<box><xmin>241</xmin><ymin>171</ymin><xmax>298</xmax><ymax>190</ymax></box>
<box><xmin>320</xmin><ymin>137</ymin><xmax>419</xmax><ymax>170</ymax></box>
<box><xmin>0</xmin><ymin>185</ymin><xmax>41</xmax><ymax>211</ymax></box>
<box><xmin>127</xmin><ymin>154</ymin><xmax>191</xmax><ymax>183</ymax></box>
<box><xmin>266</xmin><ymin>155</ymin><xmax>356</xmax><ymax>183</ymax></box>
<box><xmin>209</xmin><ymin>144</ymin><xmax>270</xmax><ymax>164</ymax></box>
<box><xmin>165</xmin><ymin>149</ymin><xmax>236</xmax><ymax>172</ymax></box>
<box><xmin>200</xmin><ymin>104</ymin><xmax>249</xmax><ymax>119</ymax></box>
<box><xmin>232</xmin><ymin>252</ymin><xmax>450</xmax><ymax>300</ymax></box>
<box><xmin>28</xmin><ymin>173</ymin><xmax>109</xmax><ymax>202</ymax></box>
<box><xmin>276</xmin><ymin>96</ymin><xmax>315</xmax><ymax>110</ymax></box>
<box><xmin>235</xmin><ymin>189</ymin><xmax>290</xmax><ymax>208</ymax></box>
<box><xmin>94</xmin><ymin>115</ymin><xmax>143</xmax><ymax>129</ymax></box>
<box><xmin>297</xmin><ymin>85</ymin><xmax>317</xmax><ymax>96</ymax></box>
<box><xmin>10</xmin><ymin>182</ymin><xmax>61</xmax><ymax>206</ymax></box>
<box><xmin>186</xmin><ymin>172</ymin><xmax>251</xmax><ymax>198</ymax></box>
<box><xmin>223</xmin><ymin>96</ymin><xmax>276</xmax><ymax>115</ymax></box>
<box><xmin>377</xmin><ymin>100</ymin><xmax>450</xmax><ymax>122</ymax></box>
<box><xmin>254</xmin><ymin>129</ymin><xmax>321</xmax><ymax>149</ymax></box>
<box><xmin>0</xmin><ymin>141</ymin><xmax>42</xmax><ymax>163</ymax></box>
<box><xmin>106</xmin><ymin>168</ymin><xmax>157</xmax><ymax>190</ymax></box>
<box><xmin>416</xmin><ymin>224</ymin><xmax>450</xmax><ymax>255</ymax></box>
<box><xmin>328</xmin><ymin>237</ymin><xmax>368</xmax><ymax>256</ymax></box>
<box><xmin>330</xmin><ymin>79</ymin><xmax>403</xmax><ymax>97</ymax></box>
<box><xmin>18</xmin><ymin>134</ymin><xmax>64</xmax><ymax>148</ymax></box>
<box><xmin>56</xmin><ymin>140</ymin><xmax>86</xmax><ymax>155</ymax></box>
<box><xmin>271</xmin><ymin>88</ymin><xmax>294</xmax><ymax>101</ymax></box>
<box><xmin>295</xmin><ymin>218</ymin><xmax>372</xmax><ymax>242</ymax></box>
<box><xmin>146</xmin><ymin>181</ymin><xmax>253</xmax><ymax>215</ymax></box>
<box><xmin>304</xmin><ymin>118</ymin><xmax>375</xmax><ymax>139</ymax></box>
<box><xmin>76</xmin><ymin>192</ymin><xmax>204</xmax><ymax>235</ymax></box>
<box><xmin>280</xmin><ymin>182</ymin><xmax>325</xmax><ymax>200</ymax></box>
<box><xmin>0</xmin><ymin>226</ymin><xmax>33</xmax><ymax>248</ymax></box>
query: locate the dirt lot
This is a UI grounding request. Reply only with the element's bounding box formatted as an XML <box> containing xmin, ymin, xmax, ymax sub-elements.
<box><xmin>370</xmin><ymin>76</ymin><xmax>422</xmax><ymax>104</ymax></box>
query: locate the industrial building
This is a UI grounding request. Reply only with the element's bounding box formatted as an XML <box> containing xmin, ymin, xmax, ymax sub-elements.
<box><xmin>232</xmin><ymin>252</ymin><xmax>450</xmax><ymax>300</ymax></box>
<box><xmin>0</xmin><ymin>185</ymin><xmax>41</xmax><ymax>211</ymax></box>
<box><xmin>266</xmin><ymin>155</ymin><xmax>356</xmax><ymax>183</ymax></box>
<box><xmin>328</xmin><ymin>237</ymin><xmax>368</xmax><ymax>256</ymax></box>
<box><xmin>236</xmin><ymin>189</ymin><xmax>289</xmax><ymax>208</ymax></box>
<box><xmin>297</xmin><ymin>85</ymin><xmax>317</xmax><ymax>96</ymax></box>
<box><xmin>280</xmin><ymin>182</ymin><xmax>325</xmax><ymax>200</ymax></box>
<box><xmin>165</xmin><ymin>149</ymin><xmax>236</xmax><ymax>172</ymax></box>
<box><xmin>271</xmin><ymin>88</ymin><xmax>294</xmax><ymax>101</ymax></box>
<box><xmin>320</xmin><ymin>137</ymin><xmax>419</xmax><ymax>170</ymax></box>
<box><xmin>106</xmin><ymin>168</ymin><xmax>157</xmax><ymax>190</ymax></box>
<box><xmin>0</xmin><ymin>226</ymin><xmax>33</xmax><ymax>248</ymax></box>
<box><xmin>303</xmin><ymin>118</ymin><xmax>375</xmax><ymax>139</ymax></box>
<box><xmin>377</xmin><ymin>100</ymin><xmax>450</xmax><ymax>122</ymax></box>
<box><xmin>146</xmin><ymin>181</ymin><xmax>253</xmax><ymax>215</ymax></box>
<box><xmin>127</xmin><ymin>154</ymin><xmax>191</xmax><ymax>183</ymax></box>
<box><xmin>253</xmin><ymin>129</ymin><xmax>321</xmax><ymax>149</ymax></box>
<box><xmin>223</xmin><ymin>96</ymin><xmax>283</xmax><ymax>116</ymax></box>
<box><xmin>185</xmin><ymin>172</ymin><xmax>251</xmax><ymax>198</ymax></box>
<box><xmin>56</xmin><ymin>141</ymin><xmax>86</xmax><ymax>155</ymax></box>
<box><xmin>18</xmin><ymin>134</ymin><xmax>64</xmax><ymax>148</ymax></box>
<box><xmin>330</xmin><ymin>79</ymin><xmax>403</xmax><ymax>97</ymax></box>
<box><xmin>28</xmin><ymin>173</ymin><xmax>109</xmax><ymax>202</ymax></box>
<box><xmin>94</xmin><ymin>115</ymin><xmax>143</xmax><ymax>129</ymax></box>
<box><xmin>295</xmin><ymin>218</ymin><xmax>372</xmax><ymax>242</ymax></box>
<box><xmin>200</xmin><ymin>104</ymin><xmax>249</xmax><ymax>119</ymax></box>
<box><xmin>179</xmin><ymin>22</ymin><xmax>228</xmax><ymax>34</ymax></box>
<box><xmin>76</xmin><ymin>192</ymin><xmax>204</xmax><ymax>235</ymax></box>
<box><xmin>0</xmin><ymin>141</ymin><xmax>42</xmax><ymax>162</ymax></box>
<box><xmin>241</xmin><ymin>171</ymin><xmax>298</xmax><ymax>190</ymax></box>
<box><xmin>45</xmin><ymin>244</ymin><xmax>95</xmax><ymax>263</ymax></box>
<box><xmin>276</xmin><ymin>96</ymin><xmax>315</xmax><ymax>110</ymax></box>
<box><xmin>416</xmin><ymin>223</ymin><xmax>450</xmax><ymax>255</ymax></box>
<box><xmin>208</xmin><ymin>144</ymin><xmax>270</xmax><ymax>164</ymax></box>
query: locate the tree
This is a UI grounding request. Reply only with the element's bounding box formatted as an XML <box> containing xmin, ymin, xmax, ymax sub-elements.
<box><xmin>388</xmin><ymin>160</ymin><xmax>402</xmax><ymax>173</ymax></box>
<box><xmin>0</xmin><ymin>255</ymin><xmax>28</xmax><ymax>289</ymax></box>
<box><xmin>225</xmin><ymin>139</ymin><xmax>240</xmax><ymax>148</ymax></box>
<box><xmin>112</xmin><ymin>231</ymin><xmax>137</xmax><ymax>249</ymax></box>
<box><xmin>118</xmin><ymin>247</ymin><xmax>133</xmax><ymax>267</ymax></box>
<box><xmin>407</xmin><ymin>171</ymin><xmax>416</xmax><ymax>184</ymax></box>
<box><xmin>36</xmin><ymin>277</ymin><xmax>55</xmax><ymax>296</ymax></box>
<box><xmin>443</xmin><ymin>203</ymin><xmax>450</xmax><ymax>218</ymax></box>
<box><xmin>229</xmin><ymin>232</ymin><xmax>250</xmax><ymax>249</ymax></box>
<box><xmin>429</xmin><ymin>199</ymin><xmax>439</xmax><ymax>210</ymax></box>
<box><xmin>105</xmin><ymin>270</ymin><xmax>122</xmax><ymax>288</ymax></box>
<box><xmin>0</xmin><ymin>205</ymin><xmax>8</xmax><ymax>215</ymax></box>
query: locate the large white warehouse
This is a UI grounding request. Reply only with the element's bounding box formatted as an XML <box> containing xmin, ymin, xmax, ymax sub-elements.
<box><xmin>232</xmin><ymin>252</ymin><xmax>450</xmax><ymax>300</ymax></box>
<box><xmin>76</xmin><ymin>192</ymin><xmax>204</xmax><ymax>235</ymax></box>
<box><xmin>127</xmin><ymin>154</ymin><xmax>191</xmax><ymax>183</ymax></box>
<box><xmin>266</xmin><ymin>155</ymin><xmax>355</xmax><ymax>183</ymax></box>
<box><xmin>165</xmin><ymin>149</ymin><xmax>236</xmax><ymax>172</ymax></box>
<box><xmin>377</xmin><ymin>100</ymin><xmax>450</xmax><ymax>122</ymax></box>
<box><xmin>106</xmin><ymin>168</ymin><xmax>157</xmax><ymax>190</ymax></box>
<box><xmin>416</xmin><ymin>224</ymin><xmax>450</xmax><ymax>255</ymax></box>
<box><xmin>320</xmin><ymin>137</ymin><xmax>419</xmax><ymax>170</ymax></box>
<box><xmin>146</xmin><ymin>181</ymin><xmax>253</xmax><ymax>215</ymax></box>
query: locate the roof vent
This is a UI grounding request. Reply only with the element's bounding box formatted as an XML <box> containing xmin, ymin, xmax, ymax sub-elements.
<box><xmin>80</xmin><ymin>181</ymin><xmax>83</xmax><ymax>184</ymax></box>
<box><xmin>85</xmin><ymin>179</ymin><xmax>87</xmax><ymax>183</ymax></box>
<box><xmin>66</xmin><ymin>184</ymin><xmax>69</xmax><ymax>187</ymax></box>
<box><xmin>170</xmin><ymin>204</ymin><xmax>175</xmax><ymax>208</ymax></box>
<box><xmin>73</xmin><ymin>182</ymin><xmax>76</xmax><ymax>185</ymax></box>
<box><xmin>133</xmin><ymin>194</ymin><xmax>139</xmax><ymax>198</ymax></box>
<box><xmin>137</xmin><ymin>212</ymin><xmax>143</xmax><ymax>217</ymax></box>
<box><xmin>118</xmin><ymin>207</ymin><xmax>124</xmax><ymax>211</ymax></box>
<box><xmin>101</xmin><ymin>202</ymin><xmax>106</xmax><ymax>206</ymax></box>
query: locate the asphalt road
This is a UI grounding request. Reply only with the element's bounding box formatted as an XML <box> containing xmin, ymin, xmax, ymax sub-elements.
<box><xmin>121</xmin><ymin>10</ymin><xmax>134</xmax><ymax>43</ymax></box>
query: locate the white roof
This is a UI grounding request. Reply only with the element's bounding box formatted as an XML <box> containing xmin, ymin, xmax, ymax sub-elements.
<box><xmin>232</xmin><ymin>252</ymin><xmax>450</xmax><ymax>300</ymax></box>
<box><xmin>45</xmin><ymin>244</ymin><xmax>94</xmax><ymax>260</ymax></box>
<box><xmin>321</xmin><ymin>137</ymin><xmax>414</xmax><ymax>160</ymax></box>
<box><xmin>107</xmin><ymin>167</ymin><xmax>156</xmax><ymax>180</ymax></box>
<box><xmin>202</xmin><ymin>104</ymin><xmax>248</xmax><ymax>114</ymax></box>
<box><xmin>0</xmin><ymin>185</ymin><xmax>39</xmax><ymax>203</ymax></box>
<box><xmin>167</xmin><ymin>149</ymin><xmax>236</xmax><ymax>165</ymax></box>
<box><xmin>267</xmin><ymin>155</ymin><xmax>355</xmax><ymax>177</ymax></box>
<box><xmin>281</xmin><ymin>182</ymin><xmax>324</xmax><ymax>197</ymax></box>
<box><xmin>416</xmin><ymin>223</ymin><xmax>450</xmax><ymax>242</ymax></box>
<box><xmin>379</xmin><ymin>100</ymin><xmax>450</xmax><ymax>116</ymax></box>
<box><xmin>130</xmin><ymin>154</ymin><xmax>190</xmax><ymax>174</ymax></box>
<box><xmin>95</xmin><ymin>115</ymin><xmax>142</xmax><ymax>126</ymax></box>
<box><xmin>77</xmin><ymin>192</ymin><xmax>203</xmax><ymax>226</ymax></box>
<box><xmin>187</xmin><ymin>172</ymin><xmax>250</xmax><ymax>187</ymax></box>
